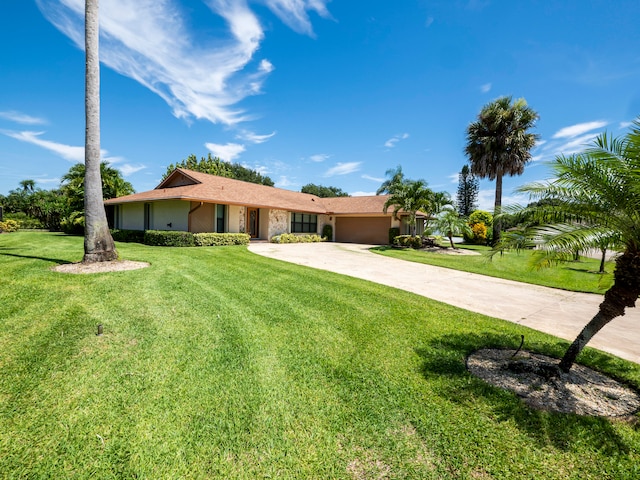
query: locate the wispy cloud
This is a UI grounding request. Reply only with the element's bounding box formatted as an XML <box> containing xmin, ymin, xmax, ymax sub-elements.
<box><xmin>620</xmin><ymin>121</ymin><xmax>633</xmax><ymax>129</ymax></box>
<box><xmin>2</xmin><ymin>129</ymin><xmax>138</xmax><ymax>173</ymax></box>
<box><xmin>0</xmin><ymin>110</ymin><xmax>47</xmax><ymax>125</ymax></box>
<box><xmin>480</xmin><ymin>83</ymin><xmax>492</xmax><ymax>93</ymax></box>
<box><xmin>205</xmin><ymin>142</ymin><xmax>246</xmax><ymax>162</ymax></box>
<box><xmin>552</xmin><ymin>120</ymin><xmax>607</xmax><ymax>139</ymax></box>
<box><xmin>361</xmin><ymin>174</ymin><xmax>384</xmax><ymax>183</ymax></box>
<box><xmin>2</xmin><ymin>130</ymin><xmax>84</xmax><ymax>162</ymax></box>
<box><xmin>309</xmin><ymin>153</ymin><xmax>331</xmax><ymax>162</ymax></box>
<box><xmin>236</xmin><ymin>129</ymin><xmax>276</xmax><ymax>144</ymax></box>
<box><xmin>384</xmin><ymin>133</ymin><xmax>409</xmax><ymax>148</ymax></box>
<box><xmin>36</xmin><ymin>0</ymin><xmax>331</xmax><ymax>125</ymax></box>
<box><xmin>425</xmin><ymin>16</ymin><xmax>434</xmax><ymax>28</ymax></box>
<box><xmin>275</xmin><ymin>175</ymin><xmax>297</xmax><ymax>188</ymax></box>
<box><xmin>324</xmin><ymin>162</ymin><xmax>361</xmax><ymax>177</ymax></box>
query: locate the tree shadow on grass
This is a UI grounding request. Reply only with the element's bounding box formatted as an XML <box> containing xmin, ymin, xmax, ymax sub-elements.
<box><xmin>415</xmin><ymin>332</ymin><xmax>634</xmax><ymax>454</ymax></box>
<box><xmin>0</xmin><ymin>251</ymin><xmax>72</xmax><ymax>265</ymax></box>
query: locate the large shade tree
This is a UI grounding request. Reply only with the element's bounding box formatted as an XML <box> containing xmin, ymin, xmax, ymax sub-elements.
<box><xmin>498</xmin><ymin>119</ymin><xmax>640</xmax><ymax>372</ymax></box>
<box><xmin>83</xmin><ymin>0</ymin><xmax>117</xmax><ymax>263</ymax></box>
<box><xmin>465</xmin><ymin>96</ymin><xmax>539</xmax><ymax>244</ymax></box>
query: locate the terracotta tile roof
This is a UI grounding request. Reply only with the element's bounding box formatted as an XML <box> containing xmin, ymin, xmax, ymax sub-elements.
<box><xmin>105</xmin><ymin>168</ymin><xmax>400</xmax><ymax>216</ymax></box>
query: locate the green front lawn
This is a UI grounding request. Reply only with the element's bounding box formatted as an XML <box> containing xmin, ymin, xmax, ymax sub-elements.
<box><xmin>1</xmin><ymin>232</ymin><xmax>638</xmax><ymax>478</ymax></box>
<box><xmin>372</xmin><ymin>244</ymin><xmax>614</xmax><ymax>294</ymax></box>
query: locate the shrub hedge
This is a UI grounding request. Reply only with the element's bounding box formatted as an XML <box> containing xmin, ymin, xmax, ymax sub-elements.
<box><xmin>194</xmin><ymin>233</ymin><xmax>250</xmax><ymax>246</ymax></box>
<box><xmin>322</xmin><ymin>224</ymin><xmax>333</xmax><ymax>241</ymax></box>
<box><xmin>271</xmin><ymin>233</ymin><xmax>325</xmax><ymax>244</ymax></box>
<box><xmin>110</xmin><ymin>229</ymin><xmax>250</xmax><ymax>247</ymax></box>
<box><xmin>393</xmin><ymin>235</ymin><xmax>422</xmax><ymax>249</ymax></box>
<box><xmin>0</xmin><ymin>219</ymin><xmax>20</xmax><ymax>233</ymax></box>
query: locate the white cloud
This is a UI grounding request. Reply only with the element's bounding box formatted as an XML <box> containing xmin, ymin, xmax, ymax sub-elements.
<box><xmin>620</xmin><ymin>121</ymin><xmax>633</xmax><ymax>129</ymax></box>
<box><xmin>384</xmin><ymin>133</ymin><xmax>409</xmax><ymax>148</ymax></box>
<box><xmin>0</xmin><ymin>110</ymin><xmax>47</xmax><ymax>125</ymax></box>
<box><xmin>361</xmin><ymin>174</ymin><xmax>384</xmax><ymax>182</ymax></box>
<box><xmin>476</xmin><ymin>189</ymin><xmax>528</xmax><ymax>212</ymax></box>
<box><xmin>309</xmin><ymin>153</ymin><xmax>331</xmax><ymax>162</ymax></box>
<box><xmin>117</xmin><ymin>164</ymin><xmax>147</xmax><ymax>176</ymax></box>
<box><xmin>36</xmin><ymin>0</ymin><xmax>331</xmax><ymax>126</ymax></box>
<box><xmin>425</xmin><ymin>16</ymin><xmax>434</xmax><ymax>28</ymax></box>
<box><xmin>236</xmin><ymin>129</ymin><xmax>276</xmax><ymax>144</ymax></box>
<box><xmin>2</xmin><ymin>130</ymin><xmax>84</xmax><ymax>162</ymax></box>
<box><xmin>275</xmin><ymin>175</ymin><xmax>297</xmax><ymax>188</ymax></box>
<box><xmin>263</xmin><ymin>0</ymin><xmax>333</xmax><ymax>36</ymax></box>
<box><xmin>552</xmin><ymin>121</ymin><xmax>607</xmax><ymax>139</ymax></box>
<box><xmin>480</xmin><ymin>83</ymin><xmax>492</xmax><ymax>93</ymax></box>
<box><xmin>351</xmin><ymin>191</ymin><xmax>377</xmax><ymax>197</ymax></box>
<box><xmin>204</xmin><ymin>142</ymin><xmax>246</xmax><ymax>162</ymax></box>
<box><xmin>324</xmin><ymin>162</ymin><xmax>361</xmax><ymax>177</ymax></box>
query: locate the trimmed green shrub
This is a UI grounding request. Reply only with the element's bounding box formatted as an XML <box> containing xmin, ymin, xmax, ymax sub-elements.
<box><xmin>393</xmin><ymin>235</ymin><xmax>422</xmax><ymax>249</ymax></box>
<box><xmin>111</xmin><ymin>229</ymin><xmax>145</xmax><ymax>243</ymax></box>
<box><xmin>271</xmin><ymin>233</ymin><xmax>325</xmax><ymax>244</ymax></box>
<box><xmin>194</xmin><ymin>233</ymin><xmax>250</xmax><ymax>246</ymax></box>
<box><xmin>144</xmin><ymin>230</ymin><xmax>195</xmax><ymax>247</ymax></box>
<box><xmin>388</xmin><ymin>227</ymin><xmax>400</xmax><ymax>245</ymax></box>
<box><xmin>469</xmin><ymin>210</ymin><xmax>493</xmax><ymax>227</ymax></box>
<box><xmin>0</xmin><ymin>219</ymin><xmax>20</xmax><ymax>233</ymax></box>
<box><xmin>322</xmin><ymin>224</ymin><xmax>333</xmax><ymax>241</ymax></box>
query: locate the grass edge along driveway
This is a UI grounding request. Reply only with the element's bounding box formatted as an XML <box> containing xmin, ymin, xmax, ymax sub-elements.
<box><xmin>0</xmin><ymin>232</ymin><xmax>639</xmax><ymax>479</ymax></box>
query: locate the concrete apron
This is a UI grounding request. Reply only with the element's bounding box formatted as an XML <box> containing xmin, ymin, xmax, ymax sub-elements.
<box><xmin>248</xmin><ymin>242</ymin><xmax>640</xmax><ymax>365</ymax></box>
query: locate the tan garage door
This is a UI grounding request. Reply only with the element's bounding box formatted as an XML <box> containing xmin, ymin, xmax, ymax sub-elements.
<box><xmin>335</xmin><ymin>217</ymin><xmax>391</xmax><ymax>244</ymax></box>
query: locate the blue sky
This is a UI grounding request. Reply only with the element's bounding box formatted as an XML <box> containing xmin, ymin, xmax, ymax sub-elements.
<box><xmin>1</xmin><ymin>1</ymin><xmax>639</xmax><ymax>210</ymax></box>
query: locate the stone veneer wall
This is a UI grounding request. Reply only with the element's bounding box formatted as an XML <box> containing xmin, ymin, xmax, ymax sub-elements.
<box><xmin>268</xmin><ymin>209</ymin><xmax>289</xmax><ymax>240</ymax></box>
<box><xmin>317</xmin><ymin>214</ymin><xmax>332</xmax><ymax>240</ymax></box>
<box><xmin>238</xmin><ymin>206</ymin><xmax>245</xmax><ymax>233</ymax></box>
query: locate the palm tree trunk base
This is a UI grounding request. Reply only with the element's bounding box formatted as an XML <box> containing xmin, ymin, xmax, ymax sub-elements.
<box><xmin>83</xmin><ymin>250</ymin><xmax>118</xmax><ymax>263</ymax></box>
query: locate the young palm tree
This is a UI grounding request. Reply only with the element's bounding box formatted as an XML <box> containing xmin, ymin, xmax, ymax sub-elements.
<box><xmin>376</xmin><ymin>165</ymin><xmax>405</xmax><ymax>195</ymax></box>
<box><xmin>499</xmin><ymin>119</ymin><xmax>640</xmax><ymax>372</ymax></box>
<box><xmin>465</xmin><ymin>96</ymin><xmax>539</xmax><ymax>244</ymax></box>
<box><xmin>83</xmin><ymin>0</ymin><xmax>117</xmax><ymax>263</ymax></box>
<box><xmin>434</xmin><ymin>206</ymin><xmax>472</xmax><ymax>249</ymax></box>
<box><xmin>383</xmin><ymin>180</ymin><xmax>433</xmax><ymax>236</ymax></box>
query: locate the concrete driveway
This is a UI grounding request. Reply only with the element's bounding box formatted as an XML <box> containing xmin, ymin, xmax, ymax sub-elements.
<box><xmin>248</xmin><ymin>242</ymin><xmax>640</xmax><ymax>364</ymax></box>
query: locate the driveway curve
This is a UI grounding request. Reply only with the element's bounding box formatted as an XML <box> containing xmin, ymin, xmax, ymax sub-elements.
<box><xmin>248</xmin><ymin>242</ymin><xmax>640</xmax><ymax>365</ymax></box>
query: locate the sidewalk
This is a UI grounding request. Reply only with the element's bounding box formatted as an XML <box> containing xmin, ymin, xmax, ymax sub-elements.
<box><xmin>248</xmin><ymin>242</ymin><xmax>640</xmax><ymax>364</ymax></box>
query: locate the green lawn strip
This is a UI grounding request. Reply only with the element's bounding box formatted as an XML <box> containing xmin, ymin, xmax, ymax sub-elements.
<box><xmin>372</xmin><ymin>244</ymin><xmax>614</xmax><ymax>294</ymax></box>
<box><xmin>0</xmin><ymin>232</ymin><xmax>639</xmax><ymax>478</ymax></box>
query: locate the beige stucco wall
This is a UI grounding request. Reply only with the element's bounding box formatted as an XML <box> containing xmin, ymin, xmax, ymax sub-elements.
<box><xmin>227</xmin><ymin>205</ymin><xmax>242</xmax><ymax>233</ymax></box>
<box><xmin>119</xmin><ymin>203</ymin><xmax>144</xmax><ymax>230</ymax></box>
<box><xmin>152</xmin><ymin>200</ymin><xmax>189</xmax><ymax>231</ymax></box>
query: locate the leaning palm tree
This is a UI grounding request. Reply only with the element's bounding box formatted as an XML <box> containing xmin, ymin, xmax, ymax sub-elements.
<box><xmin>83</xmin><ymin>0</ymin><xmax>117</xmax><ymax>263</ymax></box>
<box><xmin>383</xmin><ymin>179</ymin><xmax>433</xmax><ymax>236</ymax></box>
<box><xmin>465</xmin><ymin>96</ymin><xmax>539</xmax><ymax>245</ymax></box>
<box><xmin>498</xmin><ymin>119</ymin><xmax>640</xmax><ymax>372</ymax></box>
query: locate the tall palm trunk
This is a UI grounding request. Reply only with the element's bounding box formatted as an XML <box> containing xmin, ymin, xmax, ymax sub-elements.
<box><xmin>559</xmin><ymin>251</ymin><xmax>640</xmax><ymax>371</ymax></box>
<box><xmin>492</xmin><ymin>173</ymin><xmax>502</xmax><ymax>246</ymax></box>
<box><xmin>83</xmin><ymin>0</ymin><xmax>117</xmax><ymax>263</ymax></box>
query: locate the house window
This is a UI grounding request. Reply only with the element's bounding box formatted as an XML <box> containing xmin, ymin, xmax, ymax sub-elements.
<box><xmin>291</xmin><ymin>213</ymin><xmax>317</xmax><ymax>233</ymax></box>
<box><xmin>216</xmin><ymin>204</ymin><xmax>226</xmax><ymax>233</ymax></box>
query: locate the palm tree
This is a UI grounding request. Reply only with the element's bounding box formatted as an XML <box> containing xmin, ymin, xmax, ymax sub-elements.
<box><xmin>376</xmin><ymin>165</ymin><xmax>405</xmax><ymax>195</ymax></box>
<box><xmin>83</xmin><ymin>0</ymin><xmax>117</xmax><ymax>263</ymax></box>
<box><xmin>434</xmin><ymin>206</ymin><xmax>472</xmax><ymax>249</ymax></box>
<box><xmin>383</xmin><ymin>180</ymin><xmax>433</xmax><ymax>236</ymax></box>
<box><xmin>19</xmin><ymin>179</ymin><xmax>36</xmax><ymax>193</ymax></box>
<box><xmin>465</xmin><ymin>96</ymin><xmax>539</xmax><ymax>244</ymax></box>
<box><xmin>498</xmin><ymin>119</ymin><xmax>640</xmax><ymax>372</ymax></box>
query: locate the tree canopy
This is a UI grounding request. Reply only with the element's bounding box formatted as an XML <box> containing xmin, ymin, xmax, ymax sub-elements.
<box><xmin>456</xmin><ymin>164</ymin><xmax>479</xmax><ymax>217</ymax></box>
<box><xmin>497</xmin><ymin>118</ymin><xmax>640</xmax><ymax>372</ymax></box>
<box><xmin>300</xmin><ymin>183</ymin><xmax>350</xmax><ymax>198</ymax></box>
<box><xmin>465</xmin><ymin>96</ymin><xmax>539</xmax><ymax>244</ymax></box>
<box><xmin>163</xmin><ymin>153</ymin><xmax>274</xmax><ymax>186</ymax></box>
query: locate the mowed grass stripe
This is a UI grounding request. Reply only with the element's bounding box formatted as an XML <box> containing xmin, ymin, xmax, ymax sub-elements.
<box><xmin>1</xmin><ymin>232</ymin><xmax>639</xmax><ymax>478</ymax></box>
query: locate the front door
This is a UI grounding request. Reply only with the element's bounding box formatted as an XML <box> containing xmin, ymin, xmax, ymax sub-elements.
<box><xmin>247</xmin><ymin>208</ymin><xmax>259</xmax><ymax>238</ymax></box>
